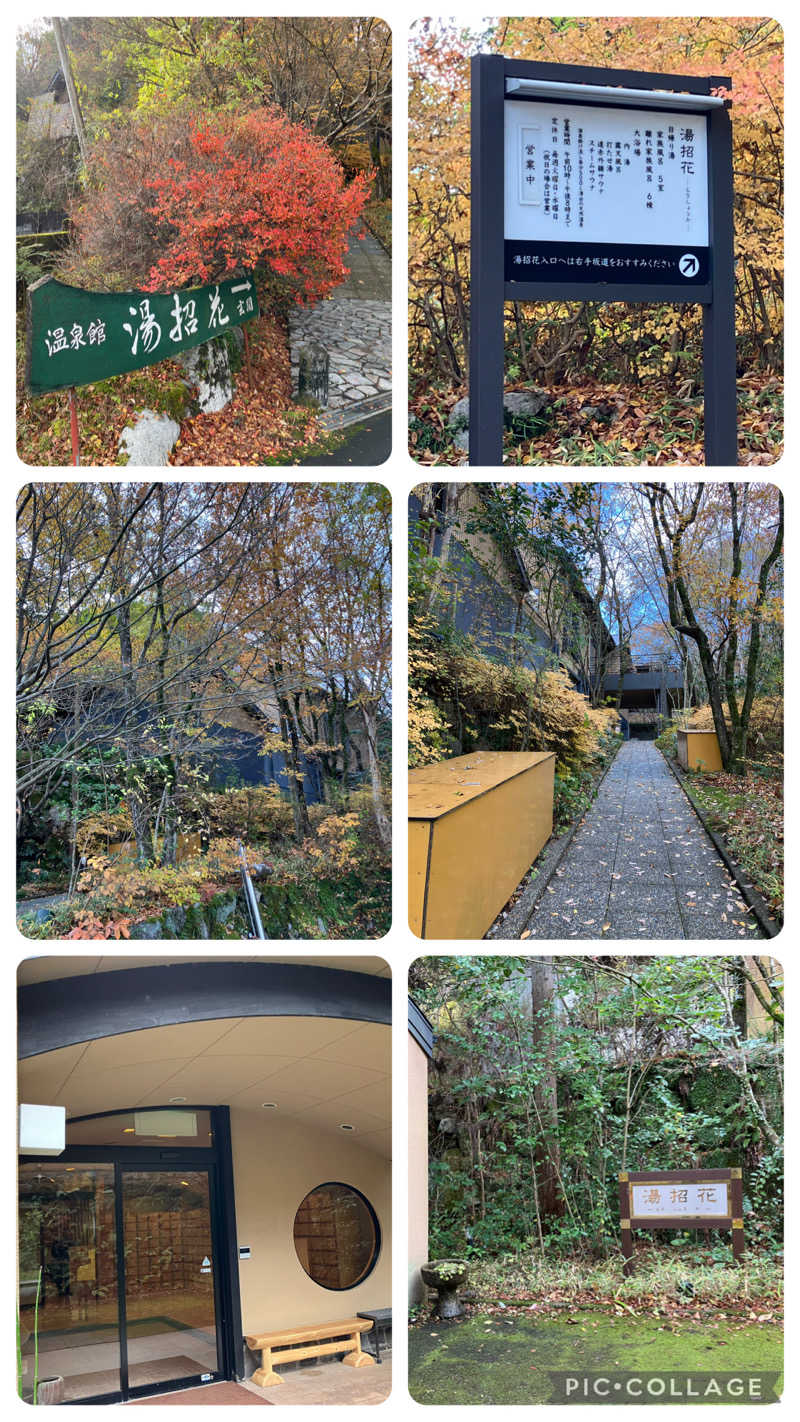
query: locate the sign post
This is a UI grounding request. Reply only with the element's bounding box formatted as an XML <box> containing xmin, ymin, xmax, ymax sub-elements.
<box><xmin>618</xmin><ymin>1168</ymin><xmax>744</xmax><ymax>1276</ymax></box>
<box><xmin>469</xmin><ymin>56</ymin><xmax>736</xmax><ymax>466</ymax></box>
<box><xmin>67</xmin><ymin>386</ymin><xmax>80</xmax><ymax>466</ymax></box>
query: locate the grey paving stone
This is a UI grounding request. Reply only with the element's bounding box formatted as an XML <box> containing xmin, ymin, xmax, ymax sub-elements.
<box><xmin>519</xmin><ymin>740</ymin><xmax>763</xmax><ymax>942</ymax></box>
<box><xmin>607</xmin><ymin>883</ymin><xmax>680</xmax><ymax>912</ymax></box>
<box><xmin>610</xmin><ymin>873</ymin><xmax>675</xmax><ymax>893</ymax></box>
<box><xmin>536</xmin><ymin>884</ymin><xmax>610</xmax><ymax>916</ymax></box>
<box><xmin>525</xmin><ymin>915</ymin><xmax>614</xmax><ymax>941</ymax></box>
<box><xmin>603</xmin><ymin>912</ymin><xmax>687</xmax><ymax>940</ymax></box>
<box><xmin>563</xmin><ymin>859</ymin><xmax>620</xmax><ymax>883</ymax></box>
<box><xmin>288</xmin><ymin>224</ymin><xmax>390</xmax><ymax>412</ymax></box>
<box><xmin>678</xmin><ymin>910</ymin><xmax>762</xmax><ymax>941</ymax></box>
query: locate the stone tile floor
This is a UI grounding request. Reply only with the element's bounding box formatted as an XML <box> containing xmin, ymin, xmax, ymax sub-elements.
<box><xmin>289</xmin><ymin>225</ymin><xmax>390</xmax><ymax>424</ymax></box>
<box><xmin>524</xmin><ymin>740</ymin><xmax>763</xmax><ymax>940</ymax></box>
<box><xmin>239</xmin><ymin>1356</ymin><xmax>392</xmax><ymax>1406</ymax></box>
<box><xmin>124</xmin><ymin>1357</ymin><xmax>392</xmax><ymax>1405</ymax></box>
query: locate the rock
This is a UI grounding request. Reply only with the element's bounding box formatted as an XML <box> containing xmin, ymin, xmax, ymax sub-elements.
<box><xmin>298</xmin><ymin>342</ymin><xmax>330</xmax><ymax>405</ymax></box>
<box><xmin>503</xmin><ymin>389</ymin><xmax>549</xmax><ymax>422</ymax></box>
<box><xmin>129</xmin><ymin>918</ymin><xmax>162</xmax><ymax>940</ymax></box>
<box><xmin>447</xmin><ymin>389</ymin><xmax>550</xmax><ymax>452</ymax></box>
<box><xmin>447</xmin><ymin>397</ymin><xmax>471</xmax><ymax>451</ymax></box>
<box><xmin>118</xmin><ymin>409</ymin><xmax>180</xmax><ymax>466</ymax></box>
<box><xmin>211</xmin><ymin>894</ymin><xmax>237</xmax><ymax>927</ymax></box>
<box><xmin>162</xmin><ymin>906</ymin><xmax>187</xmax><ymax>937</ymax></box>
<box><xmin>577</xmin><ymin>401</ymin><xmax>614</xmax><ymax>427</ymax></box>
<box><xmin>179</xmin><ymin>337</ymin><xmax>233</xmax><ymax>412</ymax></box>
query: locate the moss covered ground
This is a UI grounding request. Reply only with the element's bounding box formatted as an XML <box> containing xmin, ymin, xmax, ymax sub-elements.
<box><xmin>409</xmin><ymin>1311</ymin><xmax>783</xmax><ymax>1405</ymax></box>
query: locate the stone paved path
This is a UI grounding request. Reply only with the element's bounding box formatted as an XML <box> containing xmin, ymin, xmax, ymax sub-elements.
<box><xmin>524</xmin><ymin>741</ymin><xmax>763</xmax><ymax>940</ymax></box>
<box><xmin>289</xmin><ymin>223</ymin><xmax>391</xmax><ymax>428</ymax></box>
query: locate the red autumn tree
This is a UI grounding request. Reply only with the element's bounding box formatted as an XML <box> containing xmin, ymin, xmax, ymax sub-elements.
<box><xmin>65</xmin><ymin>105</ymin><xmax>371</xmax><ymax>303</ymax></box>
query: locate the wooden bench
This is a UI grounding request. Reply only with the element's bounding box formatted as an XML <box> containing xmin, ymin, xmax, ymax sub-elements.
<box><xmin>245</xmin><ymin>1318</ymin><xmax>376</xmax><ymax>1388</ymax></box>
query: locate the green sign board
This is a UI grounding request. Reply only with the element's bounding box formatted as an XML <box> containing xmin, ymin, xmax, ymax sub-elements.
<box><xmin>26</xmin><ymin>274</ymin><xmax>259</xmax><ymax>396</ymax></box>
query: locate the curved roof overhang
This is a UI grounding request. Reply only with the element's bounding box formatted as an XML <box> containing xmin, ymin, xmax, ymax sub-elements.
<box><xmin>18</xmin><ymin>959</ymin><xmax>390</xmax><ymax>1059</ymax></box>
<box><xmin>17</xmin><ymin>958</ymin><xmax>391</xmax><ymax>1155</ymax></box>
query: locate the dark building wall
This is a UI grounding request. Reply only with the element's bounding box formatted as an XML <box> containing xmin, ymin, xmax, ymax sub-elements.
<box><xmin>205</xmin><ymin>725</ymin><xmax>324</xmax><ymax>804</ymax></box>
<box><xmin>445</xmin><ymin>538</ymin><xmax>555</xmax><ymax>671</ymax></box>
<box><xmin>410</xmin><ymin>491</ymin><xmax>566</xmax><ymax>677</ymax></box>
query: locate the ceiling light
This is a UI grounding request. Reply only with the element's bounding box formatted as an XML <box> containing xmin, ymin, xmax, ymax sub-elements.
<box><xmin>261</xmin><ymin>1102</ymin><xmax>278</xmax><ymax>1110</ymax></box>
<box><xmin>168</xmin><ymin>1097</ymin><xmax>187</xmax><ymax>1104</ymax></box>
<box><xmin>123</xmin><ymin>1127</ymin><xmax>135</xmax><ymax>1134</ymax></box>
<box><xmin>340</xmin><ymin>1123</ymin><xmax>355</xmax><ymax>1132</ymax></box>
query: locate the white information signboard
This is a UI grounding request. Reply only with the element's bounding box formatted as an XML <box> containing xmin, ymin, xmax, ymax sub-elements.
<box><xmin>503</xmin><ymin>97</ymin><xmax>709</xmax><ymax>284</ymax></box>
<box><xmin>631</xmin><ymin>1180</ymin><xmax>729</xmax><ymax>1219</ymax></box>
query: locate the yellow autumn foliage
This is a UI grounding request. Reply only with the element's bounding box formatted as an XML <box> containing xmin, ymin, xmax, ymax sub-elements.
<box><xmin>410</xmin><ymin>627</ymin><xmax>617</xmax><ymax>770</ymax></box>
<box><xmin>687</xmin><ymin>697</ymin><xmax>782</xmax><ymax>761</ymax></box>
<box><xmin>410</xmin><ymin>17</ymin><xmax>782</xmax><ymax>389</ymax></box>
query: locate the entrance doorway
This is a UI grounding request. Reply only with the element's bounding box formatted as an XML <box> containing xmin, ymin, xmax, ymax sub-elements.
<box><xmin>19</xmin><ymin>1110</ymin><xmax>234</xmax><ymax>1403</ymax></box>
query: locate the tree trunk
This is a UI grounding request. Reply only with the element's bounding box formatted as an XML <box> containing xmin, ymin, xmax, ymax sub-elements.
<box><xmin>528</xmin><ymin>957</ymin><xmax>563</xmax><ymax>1218</ymax></box>
<box><xmin>645</xmin><ymin>484</ymin><xmax>783</xmax><ymax>773</ymax></box>
<box><xmin>268</xmin><ymin>660</ymin><xmax>312</xmax><ymax>842</ymax></box>
<box><xmin>160</xmin><ymin>752</ymin><xmax>180</xmax><ymax>865</ymax></box>
<box><xmin>359</xmin><ymin>702</ymin><xmax>390</xmax><ymax>851</ymax></box>
<box><xmin>115</xmin><ymin>601</ymin><xmax>154</xmax><ymax>863</ymax></box>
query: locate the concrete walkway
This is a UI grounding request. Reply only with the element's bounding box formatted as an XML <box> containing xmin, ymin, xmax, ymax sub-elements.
<box><xmin>302</xmin><ymin>410</ymin><xmax>390</xmax><ymax>465</ymax></box>
<box><xmin>16</xmin><ymin>890</ymin><xmax>70</xmax><ymax>925</ymax></box>
<box><xmin>524</xmin><ymin>741</ymin><xmax>763</xmax><ymax>940</ymax></box>
<box><xmin>289</xmin><ymin>223</ymin><xmax>391</xmax><ymax>430</ymax></box>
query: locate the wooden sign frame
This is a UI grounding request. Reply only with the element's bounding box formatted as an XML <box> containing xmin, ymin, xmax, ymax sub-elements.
<box><xmin>618</xmin><ymin>1167</ymin><xmax>743</xmax><ymax>1275</ymax></box>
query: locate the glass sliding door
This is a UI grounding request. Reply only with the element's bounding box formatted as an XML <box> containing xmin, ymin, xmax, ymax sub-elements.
<box><xmin>121</xmin><ymin>1169</ymin><xmax>221</xmax><ymax>1393</ymax></box>
<box><xmin>19</xmin><ymin>1161</ymin><xmax>223</xmax><ymax>1401</ymax></box>
<box><xmin>18</xmin><ymin>1163</ymin><xmax>120</xmax><ymax>1402</ymax></box>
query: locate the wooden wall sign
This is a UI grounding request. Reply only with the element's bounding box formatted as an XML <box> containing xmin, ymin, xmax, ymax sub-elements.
<box><xmin>470</xmin><ymin>55</ymin><xmax>737</xmax><ymax>466</ymax></box>
<box><xmin>618</xmin><ymin>1168</ymin><xmax>743</xmax><ymax>1275</ymax></box>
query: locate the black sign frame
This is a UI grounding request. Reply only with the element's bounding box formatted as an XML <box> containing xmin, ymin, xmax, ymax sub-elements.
<box><xmin>469</xmin><ymin>55</ymin><xmax>737</xmax><ymax>466</ymax></box>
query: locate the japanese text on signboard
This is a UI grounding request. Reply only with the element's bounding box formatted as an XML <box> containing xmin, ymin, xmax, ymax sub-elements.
<box><xmin>27</xmin><ymin>275</ymin><xmax>259</xmax><ymax>396</ymax></box>
<box><xmin>631</xmin><ymin>1181</ymin><xmax>729</xmax><ymax>1218</ymax></box>
<box><xmin>504</xmin><ymin>99</ymin><xmax>709</xmax><ymax>285</ymax></box>
<box><xmin>505</xmin><ymin>100</ymin><xmax>708</xmax><ymax>245</ymax></box>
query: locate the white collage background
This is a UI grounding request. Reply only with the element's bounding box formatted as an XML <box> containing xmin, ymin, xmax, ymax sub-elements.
<box><xmin>4</xmin><ymin>2</ymin><xmax>797</xmax><ymax>1419</ymax></box>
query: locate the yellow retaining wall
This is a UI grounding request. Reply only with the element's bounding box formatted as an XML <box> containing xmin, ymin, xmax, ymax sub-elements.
<box><xmin>408</xmin><ymin>751</ymin><xmax>555</xmax><ymax>939</ymax></box>
<box><xmin>677</xmin><ymin>728</ymin><xmax>723</xmax><ymax>773</ymax></box>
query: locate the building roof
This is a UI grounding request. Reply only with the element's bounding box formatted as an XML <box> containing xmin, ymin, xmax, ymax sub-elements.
<box><xmin>408</xmin><ymin>997</ymin><xmax>434</xmax><ymax>1057</ymax></box>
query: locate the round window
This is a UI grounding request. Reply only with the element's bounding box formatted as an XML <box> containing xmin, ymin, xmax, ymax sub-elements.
<box><xmin>293</xmin><ymin>1182</ymin><xmax>380</xmax><ymax>1290</ymax></box>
